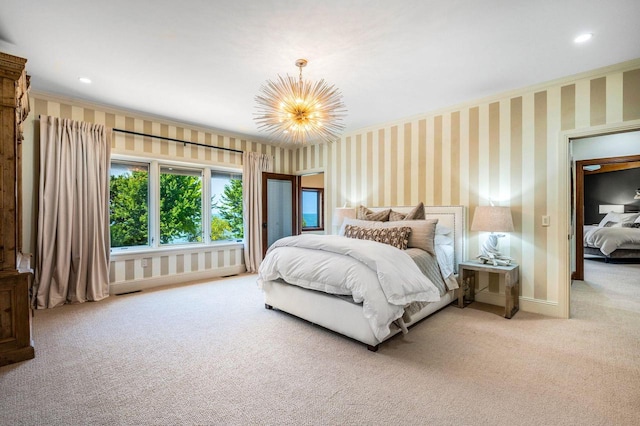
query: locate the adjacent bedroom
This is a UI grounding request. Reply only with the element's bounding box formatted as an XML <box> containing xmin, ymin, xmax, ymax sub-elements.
<box><xmin>1</xmin><ymin>1</ymin><xmax>640</xmax><ymax>425</ymax></box>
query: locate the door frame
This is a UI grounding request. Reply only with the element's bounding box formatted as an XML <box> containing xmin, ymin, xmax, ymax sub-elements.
<box><xmin>558</xmin><ymin>119</ymin><xmax>640</xmax><ymax>318</ymax></box>
<box><xmin>574</xmin><ymin>154</ymin><xmax>640</xmax><ymax>280</ymax></box>
<box><xmin>261</xmin><ymin>172</ymin><xmax>299</xmax><ymax>256</ymax></box>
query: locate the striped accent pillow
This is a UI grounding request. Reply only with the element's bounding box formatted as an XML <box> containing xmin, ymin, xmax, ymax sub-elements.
<box><xmin>356</xmin><ymin>205</ymin><xmax>391</xmax><ymax>221</ymax></box>
<box><xmin>389</xmin><ymin>202</ymin><xmax>425</xmax><ymax>221</ymax></box>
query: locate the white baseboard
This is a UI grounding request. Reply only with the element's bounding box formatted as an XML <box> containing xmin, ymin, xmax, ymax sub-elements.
<box><xmin>109</xmin><ymin>265</ymin><xmax>247</xmax><ymax>295</ymax></box>
<box><xmin>474</xmin><ymin>291</ymin><xmax>560</xmax><ymax>318</ymax></box>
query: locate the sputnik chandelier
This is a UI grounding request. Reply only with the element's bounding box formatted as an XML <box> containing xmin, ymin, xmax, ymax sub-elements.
<box><xmin>254</xmin><ymin>59</ymin><xmax>347</xmax><ymax>144</ymax></box>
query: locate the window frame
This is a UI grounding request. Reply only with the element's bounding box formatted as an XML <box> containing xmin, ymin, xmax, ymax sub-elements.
<box><xmin>109</xmin><ymin>159</ymin><xmax>151</xmax><ymax>250</ymax></box>
<box><xmin>109</xmin><ymin>155</ymin><xmax>243</xmax><ymax>254</ymax></box>
<box><xmin>301</xmin><ymin>187</ymin><xmax>324</xmax><ymax>231</ymax></box>
<box><xmin>159</xmin><ymin>165</ymin><xmax>204</xmax><ymax>246</ymax></box>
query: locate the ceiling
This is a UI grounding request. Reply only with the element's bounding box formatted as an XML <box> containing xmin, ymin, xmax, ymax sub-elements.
<box><xmin>2</xmin><ymin>0</ymin><xmax>640</xmax><ymax>146</ymax></box>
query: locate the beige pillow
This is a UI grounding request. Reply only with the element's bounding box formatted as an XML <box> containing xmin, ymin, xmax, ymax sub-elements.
<box><xmin>356</xmin><ymin>205</ymin><xmax>391</xmax><ymax>221</ymax></box>
<box><xmin>344</xmin><ymin>225</ymin><xmax>411</xmax><ymax>250</ymax></box>
<box><xmin>380</xmin><ymin>218</ymin><xmax>438</xmax><ymax>256</ymax></box>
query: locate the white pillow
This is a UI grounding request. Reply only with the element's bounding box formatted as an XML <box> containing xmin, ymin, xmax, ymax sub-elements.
<box><xmin>435</xmin><ymin>234</ymin><xmax>454</xmax><ymax>246</ymax></box>
<box><xmin>436</xmin><ymin>224</ymin><xmax>452</xmax><ymax>235</ymax></box>
<box><xmin>598</xmin><ymin>212</ymin><xmax>640</xmax><ymax>227</ymax></box>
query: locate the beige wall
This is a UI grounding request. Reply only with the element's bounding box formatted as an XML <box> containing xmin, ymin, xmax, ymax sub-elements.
<box><xmin>293</xmin><ymin>58</ymin><xmax>640</xmax><ymax>316</ymax></box>
<box><xmin>301</xmin><ymin>173</ymin><xmax>324</xmax><ymax>188</ymax></box>
<box><xmin>22</xmin><ymin>93</ymin><xmax>295</xmax><ymax>293</ymax></box>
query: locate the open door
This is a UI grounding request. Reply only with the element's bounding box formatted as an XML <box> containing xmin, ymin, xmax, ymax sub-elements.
<box><xmin>262</xmin><ymin>173</ymin><xmax>300</xmax><ymax>256</ymax></box>
<box><xmin>574</xmin><ymin>154</ymin><xmax>640</xmax><ymax>280</ymax></box>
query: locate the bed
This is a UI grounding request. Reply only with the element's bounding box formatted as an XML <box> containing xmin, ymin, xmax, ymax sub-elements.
<box><xmin>583</xmin><ymin>211</ymin><xmax>640</xmax><ymax>261</ymax></box>
<box><xmin>257</xmin><ymin>205</ymin><xmax>465</xmax><ymax>351</ymax></box>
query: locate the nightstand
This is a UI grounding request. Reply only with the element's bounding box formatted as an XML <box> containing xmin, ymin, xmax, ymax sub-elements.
<box><xmin>457</xmin><ymin>261</ymin><xmax>520</xmax><ymax>319</ymax></box>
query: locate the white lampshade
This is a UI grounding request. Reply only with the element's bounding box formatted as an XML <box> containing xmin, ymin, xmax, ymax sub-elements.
<box><xmin>471</xmin><ymin>206</ymin><xmax>514</xmax><ymax>233</ymax></box>
<box><xmin>333</xmin><ymin>207</ymin><xmax>356</xmax><ymax>227</ymax></box>
<box><xmin>598</xmin><ymin>204</ymin><xmax>624</xmax><ymax>214</ymax></box>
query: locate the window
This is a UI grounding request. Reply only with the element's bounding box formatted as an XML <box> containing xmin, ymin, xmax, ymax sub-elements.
<box><xmin>109</xmin><ymin>161</ymin><xmax>149</xmax><ymax>248</ymax></box>
<box><xmin>211</xmin><ymin>172</ymin><xmax>243</xmax><ymax>241</ymax></box>
<box><xmin>160</xmin><ymin>167</ymin><xmax>203</xmax><ymax>244</ymax></box>
<box><xmin>109</xmin><ymin>159</ymin><xmax>242</xmax><ymax>250</ymax></box>
<box><xmin>301</xmin><ymin>188</ymin><xmax>323</xmax><ymax>231</ymax></box>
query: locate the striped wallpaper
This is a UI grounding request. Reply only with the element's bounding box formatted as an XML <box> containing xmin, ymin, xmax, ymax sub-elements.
<box><xmin>24</xmin><ymin>94</ymin><xmax>293</xmax><ymax>293</ymax></box>
<box><xmin>294</xmin><ymin>59</ymin><xmax>640</xmax><ymax>316</ymax></box>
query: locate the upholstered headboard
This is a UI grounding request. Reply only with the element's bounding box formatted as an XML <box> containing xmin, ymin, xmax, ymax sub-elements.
<box><xmin>369</xmin><ymin>205</ymin><xmax>466</xmax><ymax>273</ymax></box>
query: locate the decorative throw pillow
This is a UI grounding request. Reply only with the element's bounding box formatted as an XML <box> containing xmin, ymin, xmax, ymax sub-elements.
<box><xmin>356</xmin><ymin>205</ymin><xmax>391</xmax><ymax>221</ymax></box>
<box><xmin>388</xmin><ymin>202</ymin><xmax>426</xmax><ymax>222</ymax></box>
<box><xmin>338</xmin><ymin>217</ymin><xmax>382</xmax><ymax>236</ymax></box>
<box><xmin>403</xmin><ymin>202</ymin><xmax>425</xmax><ymax>220</ymax></box>
<box><xmin>389</xmin><ymin>211</ymin><xmax>406</xmax><ymax>221</ymax></box>
<box><xmin>622</xmin><ymin>222</ymin><xmax>640</xmax><ymax>228</ymax></box>
<box><xmin>344</xmin><ymin>225</ymin><xmax>411</xmax><ymax>250</ymax></box>
<box><xmin>603</xmin><ymin>221</ymin><xmax>618</xmax><ymax>227</ymax></box>
<box><xmin>598</xmin><ymin>212</ymin><xmax>640</xmax><ymax>227</ymax></box>
<box><xmin>376</xmin><ymin>227</ymin><xmax>411</xmax><ymax>250</ymax></box>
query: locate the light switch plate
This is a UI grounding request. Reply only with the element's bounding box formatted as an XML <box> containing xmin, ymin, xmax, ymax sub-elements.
<box><xmin>542</xmin><ymin>215</ymin><xmax>550</xmax><ymax>227</ymax></box>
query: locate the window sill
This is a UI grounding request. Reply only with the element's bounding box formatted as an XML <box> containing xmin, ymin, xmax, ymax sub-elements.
<box><xmin>110</xmin><ymin>241</ymin><xmax>244</xmax><ymax>260</ymax></box>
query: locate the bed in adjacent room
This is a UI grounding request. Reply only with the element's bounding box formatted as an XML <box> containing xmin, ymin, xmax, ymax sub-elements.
<box><xmin>584</xmin><ymin>211</ymin><xmax>640</xmax><ymax>261</ymax></box>
<box><xmin>257</xmin><ymin>205</ymin><xmax>465</xmax><ymax>351</ymax></box>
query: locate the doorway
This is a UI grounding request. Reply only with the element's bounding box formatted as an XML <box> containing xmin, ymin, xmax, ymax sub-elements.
<box><xmin>573</xmin><ymin>154</ymin><xmax>640</xmax><ymax>280</ymax></box>
<box><xmin>261</xmin><ymin>173</ymin><xmax>299</xmax><ymax>257</ymax></box>
<box><xmin>568</xmin><ymin>128</ymin><xmax>640</xmax><ymax>316</ymax></box>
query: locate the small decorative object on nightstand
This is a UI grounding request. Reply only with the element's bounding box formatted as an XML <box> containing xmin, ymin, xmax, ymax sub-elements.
<box><xmin>457</xmin><ymin>261</ymin><xmax>520</xmax><ymax>319</ymax></box>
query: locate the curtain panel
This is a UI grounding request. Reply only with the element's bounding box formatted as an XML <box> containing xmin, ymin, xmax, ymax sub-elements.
<box><xmin>34</xmin><ymin>116</ymin><xmax>111</xmax><ymax>308</ymax></box>
<box><xmin>243</xmin><ymin>152</ymin><xmax>273</xmax><ymax>272</ymax></box>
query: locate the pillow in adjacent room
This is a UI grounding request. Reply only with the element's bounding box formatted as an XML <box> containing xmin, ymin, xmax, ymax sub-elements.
<box><xmin>356</xmin><ymin>205</ymin><xmax>391</xmax><ymax>221</ymax></box>
<box><xmin>622</xmin><ymin>222</ymin><xmax>640</xmax><ymax>228</ymax></box>
<box><xmin>380</xmin><ymin>218</ymin><xmax>438</xmax><ymax>256</ymax></box>
<box><xmin>598</xmin><ymin>212</ymin><xmax>640</xmax><ymax>227</ymax></box>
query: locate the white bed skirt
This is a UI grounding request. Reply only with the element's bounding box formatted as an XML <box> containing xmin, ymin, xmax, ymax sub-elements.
<box><xmin>262</xmin><ymin>279</ymin><xmax>456</xmax><ymax>349</ymax></box>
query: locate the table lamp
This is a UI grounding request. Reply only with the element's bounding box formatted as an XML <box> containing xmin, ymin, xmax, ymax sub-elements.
<box><xmin>471</xmin><ymin>206</ymin><xmax>514</xmax><ymax>265</ymax></box>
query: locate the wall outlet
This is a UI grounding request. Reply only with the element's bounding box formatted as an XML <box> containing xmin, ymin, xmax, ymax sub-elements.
<box><xmin>542</xmin><ymin>215</ymin><xmax>550</xmax><ymax>227</ymax></box>
<box><xmin>141</xmin><ymin>258</ymin><xmax>148</xmax><ymax>267</ymax></box>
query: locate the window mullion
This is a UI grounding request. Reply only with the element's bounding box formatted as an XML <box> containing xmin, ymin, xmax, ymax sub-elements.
<box><xmin>203</xmin><ymin>168</ymin><xmax>211</xmax><ymax>244</ymax></box>
<box><xmin>150</xmin><ymin>160</ymin><xmax>160</xmax><ymax>248</ymax></box>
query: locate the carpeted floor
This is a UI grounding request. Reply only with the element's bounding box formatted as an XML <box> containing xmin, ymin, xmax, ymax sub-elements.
<box><xmin>1</xmin><ymin>260</ymin><xmax>639</xmax><ymax>425</ymax></box>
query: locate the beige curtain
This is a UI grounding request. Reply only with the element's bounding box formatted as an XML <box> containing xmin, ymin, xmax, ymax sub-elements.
<box><xmin>243</xmin><ymin>152</ymin><xmax>273</xmax><ymax>272</ymax></box>
<box><xmin>34</xmin><ymin>116</ymin><xmax>111</xmax><ymax>308</ymax></box>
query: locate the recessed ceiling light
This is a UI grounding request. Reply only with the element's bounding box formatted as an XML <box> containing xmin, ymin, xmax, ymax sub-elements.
<box><xmin>574</xmin><ymin>33</ymin><xmax>593</xmax><ymax>43</ymax></box>
<box><xmin>78</xmin><ymin>77</ymin><xmax>92</xmax><ymax>84</ymax></box>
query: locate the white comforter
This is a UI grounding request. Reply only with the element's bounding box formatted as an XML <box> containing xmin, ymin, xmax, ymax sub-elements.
<box><xmin>257</xmin><ymin>234</ymin><xmax>441</xmax><ymax>342</ymax></box>
<box><xmin>584</xmin><ymin>226</ymin><xmax>640</xmax><ymax>255</ymax></box>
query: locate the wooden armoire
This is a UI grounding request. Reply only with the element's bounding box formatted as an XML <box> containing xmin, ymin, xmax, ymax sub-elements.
<box><xmin>0</xmin><ymin>52</ymin><xmax>34</xmax><ymax>366</ymax></box>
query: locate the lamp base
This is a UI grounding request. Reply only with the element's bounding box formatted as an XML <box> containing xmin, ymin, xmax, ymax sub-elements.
<box><xmin>477</xmin><ymin>233</ymin><xmax>513</xmax><ymax>266</ymax></box>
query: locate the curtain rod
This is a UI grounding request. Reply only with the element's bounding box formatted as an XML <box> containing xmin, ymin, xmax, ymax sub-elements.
<box><xmin>37</xmin><ymin>115</ymin><xmax>243</xmax><ymax>154</ymax></box>
<box><xmin>112</xmin><ymin>128</ymin><xmax>243</xmax><ymax>154</ymax></box>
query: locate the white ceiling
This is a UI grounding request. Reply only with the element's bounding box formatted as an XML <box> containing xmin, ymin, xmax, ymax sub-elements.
<box><xmin>2</xmin><ymin>0</ymin><xmax>640</xmax><ymax>145</ymax></box>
